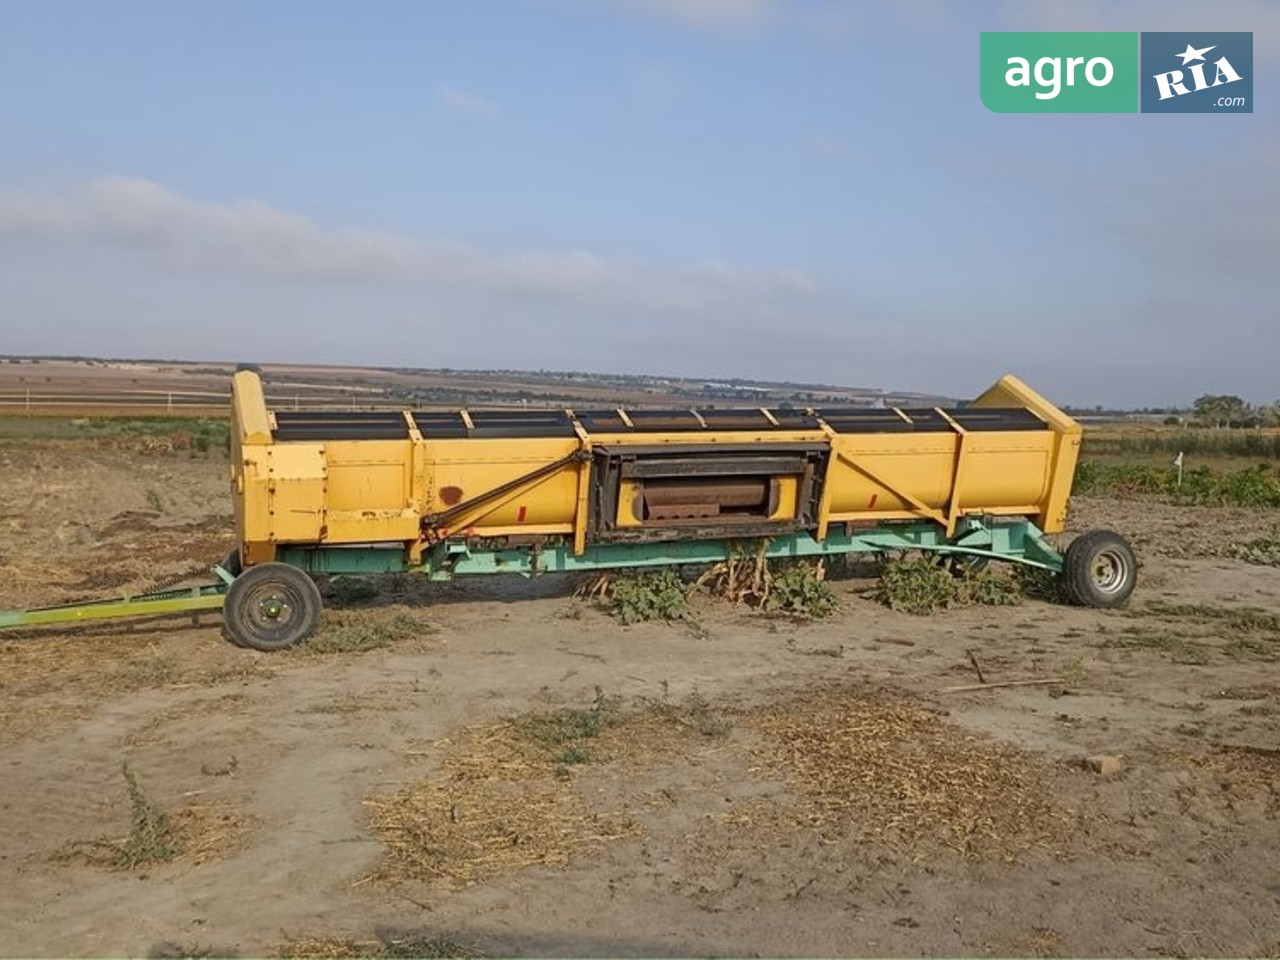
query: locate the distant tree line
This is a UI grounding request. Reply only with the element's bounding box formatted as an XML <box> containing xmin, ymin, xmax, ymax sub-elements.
<box><xmin>1191</xmin><ymin>394</ymin><xmax>1280</xmax><ymax>429</ymax></box>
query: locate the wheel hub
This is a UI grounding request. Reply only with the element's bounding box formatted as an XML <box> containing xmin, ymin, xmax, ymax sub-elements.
<box><xmin>246</xmin><ymin>583</ymin><xmax>296</xmax><ymax>626</ymax></box>
<box><xmin>1091</xmin><ymin>549</ymin><xmax>1128</xmax><ymax>593</ymax></box>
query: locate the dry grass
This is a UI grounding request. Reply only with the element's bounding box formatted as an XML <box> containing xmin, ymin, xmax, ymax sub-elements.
<box><xmin>63</xmin><ymin>800</ymin><xmax>254</xmax><ymax>870</ymax></box>
<box><xmin>1007</xmin><ymin>926</ymin><xmax>1065</xmax><ymax>958</ymax></box>
<box><xmin>364</xmin><ymin>721</ymin><xmax>639</xmax><ymax>888</ymax></box>
<box><xmin>0</xmin><ymin>634</ymin><xmax>275</xmax><ymax>745</ymax></box>
<box><xmin>744</xmin><ymin>687</ymin><xmax>1071</xmax><ymax>858</ymax></box>
<box><xmin>365</xmin><ymin>692</ymin><xmax>733</xmax><ymax>888</ymax></box>
<box><xmin>594</xmin><ymin>692</ymin><xmax>733</xmax><ymax>759</ymax></box>
<box><xmin>370</xmin><ymin>685</ymin><xmax>1067</xmax><ymax>885</ymax></box>
<box><xmin>59</xmin><ymin>764</ymin><xmax>253</xmax><ymax>870</ymax></box>
<box><xmin>303</xmin><ymin>608</ymin><xmax>437</xmax><ymax>655</ymax></box>
<box><xmin>275</xmin><ymin>933</ymin><xmax>482</xmax><ymax>958</ymax></box>
<box><xmin>168</xmin><ymin>803</ymin><xmax>256</xmax><ymax>865</ymax></box>
<box><xmin>1174</xmin><ymin>744</ymin><xmax>1280</xmax><ymax>816</ymax></box>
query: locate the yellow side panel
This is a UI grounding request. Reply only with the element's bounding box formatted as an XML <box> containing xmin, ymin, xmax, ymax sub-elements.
<box><xmin>423</xmin><ymin>437</ymin><xmax>582</xmax><ymax>530</ymax></box>
<box><xmin>325</xmin><ymin>510</ymin><xmax>421</xmax><ymax>542</ymax></box>
<box><xmin>267</xmin><ymin>444</ymin><xmax>326</xmax><ymax>542</ymax></box>
<box><xmin>324</xmin><ymin>440</ymin><xmax>415</xmax><ymax>512</ymax></box>
<box><xmin>826</xmin><ymin>435</ymin><xmax>957</xmax><ymax>514</ymax></box>
<box><xmin>825</xmin><ymin>433</ymin><xmax>1055</xmax><ymax>517</ymax></box>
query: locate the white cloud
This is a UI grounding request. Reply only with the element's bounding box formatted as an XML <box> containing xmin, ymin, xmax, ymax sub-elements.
<box><xmin>1002</xmin><ymin>0</ymin><xmax>1280</xmax><ymax>61</ymax></box>
<box><xmin>630</xmin><ymin>62</ymin><xmax>696</xmax><ymax>109</ymax></box>
<box><xmin>0</xmin><ymin>177</ymin><xmax>821</xmax><ymax>317</ymax></box>
<box><xmin>614</xmin><ymin>0</ymin><xmax>777</xmax><ymax>32</ymax></box>
<box><xmin>436</xmin><ymin>84</ymin><xmax>498</xmax><ymax>118</ymax></box>
<box><xmin>605</xmin><ymin>0</ymin><xmax>949</xmax><ymax>40</ymax></box>
<box><xmin>805</xmin><ymin>135</ymin><xmax>854</xmax><ymax>161</ymax></box>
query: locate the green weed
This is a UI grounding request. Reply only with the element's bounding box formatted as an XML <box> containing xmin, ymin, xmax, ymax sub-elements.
<box><xmin>1100</xmin><ymin>626</ymin><xmax>1210</xmax><ymax>665</ymax></box>
<box><xmin>872</xmin><ymin>556</ymin><xmax>1024</xmax><ymax>615</ymax></box>
<box><xmin>640</xmin><ymin>691</ymin><xmax>732</xmax><ymax>739</ymax></box>
<box><xmin>1014</xmin><ymin>564</ymin><xmax>1067</xmax><ymax>602</ymax></box>
<box><xmin>610</xmin><ymin>568</ymin><xmax>689</xmax><ymax>624</ymax></box>
<box><xmin>873</xmin><ymin>557</ymin><xmax>957</xmax><ymax>614</ymax></box>
<box><xmin>1229</xmin><ymin>533</ymin><xmax>1280</xmax><ymax>567</ymax></box>
<box><xmin>115</xmin><ymin>762</ymin><xmax>177</xmax><ymax>868</ymax></box>
<box><xmin>1225</xmin><ymin>637</ymin><xmax>1278</xmax><ymax>662</ymax></box>
<box><xmin>1083</xmin><ymin>430</ymin><xmax>1280</xmax><ymax>462</ymax></box>
<box><xmin>1141</xmin><ymin>601</ymin><xmax>1280</xmax><ymax>634</ymax></box>
<box><xmin>764</xmin><ymin>562</ymin><xmax>836</xmax><ymax>617</ymax></box>
<box><xmin>512</xmin><ymin>687</ymin><xmax>623</xmax><ymax>765</ymax></box>
<box><xmin>1074</xmin><ymin>460</ymin><xmax>1280</xmax><ymax>508</ymax></box>
<box><xmin>963</xmin><ymin>568</ymin><xmax>1025</xmax><ymax>607</ymax></box>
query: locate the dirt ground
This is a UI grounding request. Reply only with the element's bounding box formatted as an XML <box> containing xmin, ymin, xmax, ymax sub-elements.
<box><xmin>1</xmin><ymin>440</ymin><xmax>1279</xmax><ymax>958</ymax></box>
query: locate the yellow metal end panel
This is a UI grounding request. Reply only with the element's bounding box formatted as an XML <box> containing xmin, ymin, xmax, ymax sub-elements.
<box><xmin>971</xmin><ymin>374</ymin><xmax>1080</xmax><ymax>435</ymax></box>
<box><xmin>232</xmin><ymin>371</ymin><xmax>272</xmax><ymax>445</ymax></box>
<box><xmin>267</xmin><ymin>444</ymin><xmax>327</xmax><ymax>542</ymax></box>
<box><xmin>237</xmin><ymin>447</ymin><xmax>272</xmax><ymax>548</ymax></box>
<box><xmin>616</xmin><ymin>479</ymin><xmax>643</xmax><ymax>527</ymax></box>
<box><xmin>1042</xmin><ymin>433</ymin><xmax>1081</xmax><ymax>534</ymax></box>
<box><xmin>970</xmin><ymin>375</ymin><xmax>1080</xmax><ymax>533</ymax></box>
<box><xmin>768</xmin><ymin>476</ymin><xmax>800</xmax><ymax>521</ymax></box>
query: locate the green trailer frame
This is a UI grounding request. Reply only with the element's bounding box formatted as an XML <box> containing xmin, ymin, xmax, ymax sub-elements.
<box><xmin>0</xmin><ymin>516</ymin><xmax>1068</xmax><ymax>638</ymax></box>
<box><xmin>0</xmin><ymin>514</ymin><xmax>1142</xmax><ymax>651</ymax></box>
<box><xmin>279</xmin><ymin>516</ymin><xmax>1064</xmax><ymax>578</ymax></box>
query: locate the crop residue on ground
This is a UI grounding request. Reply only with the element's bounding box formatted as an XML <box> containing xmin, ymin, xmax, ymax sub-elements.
<box><xmin>743</xmin><ymin>687</ymin><xmax>1074</xmax><ymax>858</ymax></box>
<box><xmin>364</xmin><ymin>720</ymin><xmax>640</xmax><ymax>888</ymax></box>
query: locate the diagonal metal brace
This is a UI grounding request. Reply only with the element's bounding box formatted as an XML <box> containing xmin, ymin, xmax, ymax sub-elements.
<box><xmin>421</xmin><ymin>449</ymin><xmax>590</xmax><ymax>533</ymax></box>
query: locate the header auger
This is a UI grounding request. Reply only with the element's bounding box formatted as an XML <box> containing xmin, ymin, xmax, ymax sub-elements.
<box><xmin>0</xmin><ymin>371</ymin><xmax>1137</xmax><ymax>650</ymax></box>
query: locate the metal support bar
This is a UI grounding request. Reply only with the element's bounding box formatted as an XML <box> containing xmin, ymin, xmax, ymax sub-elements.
<box><xmin>278</xmin><ymin>518</ymin><xmax>1064</xmax><ymax>580</ymax></box>
<box><xmin>0</xmin><ymin>519</ymin><xmax>1064</xmax><ymax>636</ymax></box>
<box><xmin>0</xmin><ymin>583</ymin><xmax>228</xmax><ymax>631</ymax></box>
<box><xmin>421</xmin><ymin>450</ymin><xmax>588</xmax><ymax>533</ymax></box>
<box><xmin>832</xmin><ymin>450</ymin><xmax>949</xmax><ymax>527</ymax></box>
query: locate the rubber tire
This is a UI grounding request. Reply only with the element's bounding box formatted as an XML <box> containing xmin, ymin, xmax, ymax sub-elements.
<box><xmin>222</xmin><ymin>562</ymin><xmax>323</xmax><ymax>651</ymax></box>
<box><xmin>1061</xmin><ymin>529</ymin><xmax>1137</xmax><ymax>608</ymax></box>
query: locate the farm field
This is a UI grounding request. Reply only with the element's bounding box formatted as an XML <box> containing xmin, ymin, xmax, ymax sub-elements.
<box><xmin>0</xmin><ymin>357</ymin><xmax>934</xmax><ymax>416</ymax></box>
<box><xmin>1</xmin><ymin>427</ymin><xmax>1279</xmax><ymax>958</ymax></box>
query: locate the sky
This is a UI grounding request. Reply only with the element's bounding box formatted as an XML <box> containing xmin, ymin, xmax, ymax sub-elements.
<box><xmin>0</xmin><ymin>0</ymin><xmax>1275</xmax><ymax>408</ymax></box>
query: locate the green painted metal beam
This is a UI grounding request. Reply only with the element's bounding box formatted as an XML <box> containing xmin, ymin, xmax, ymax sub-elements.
<box><xmin>278</xmin><ymin>547</ymin><xmax>410</xmax><ymax>575</ymax></box>
<box><xmin>0</xmin><ymin>585</ymin><xmax>227</xmax><ymax>630</ymax></box>
<box><xmin>278</xmin><ymin>519</ymin><xmax>1064</xmax><ymax>580</ymax></box>
<box><xmin>0</xmin><ymin>519</ymin><xmax>1064</xmax><ymax>635</ymax></box>
<box><xmin>0</xmin><ymin>519</ymin><xmax>1064</xmax><ymax>636</ymax></box>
